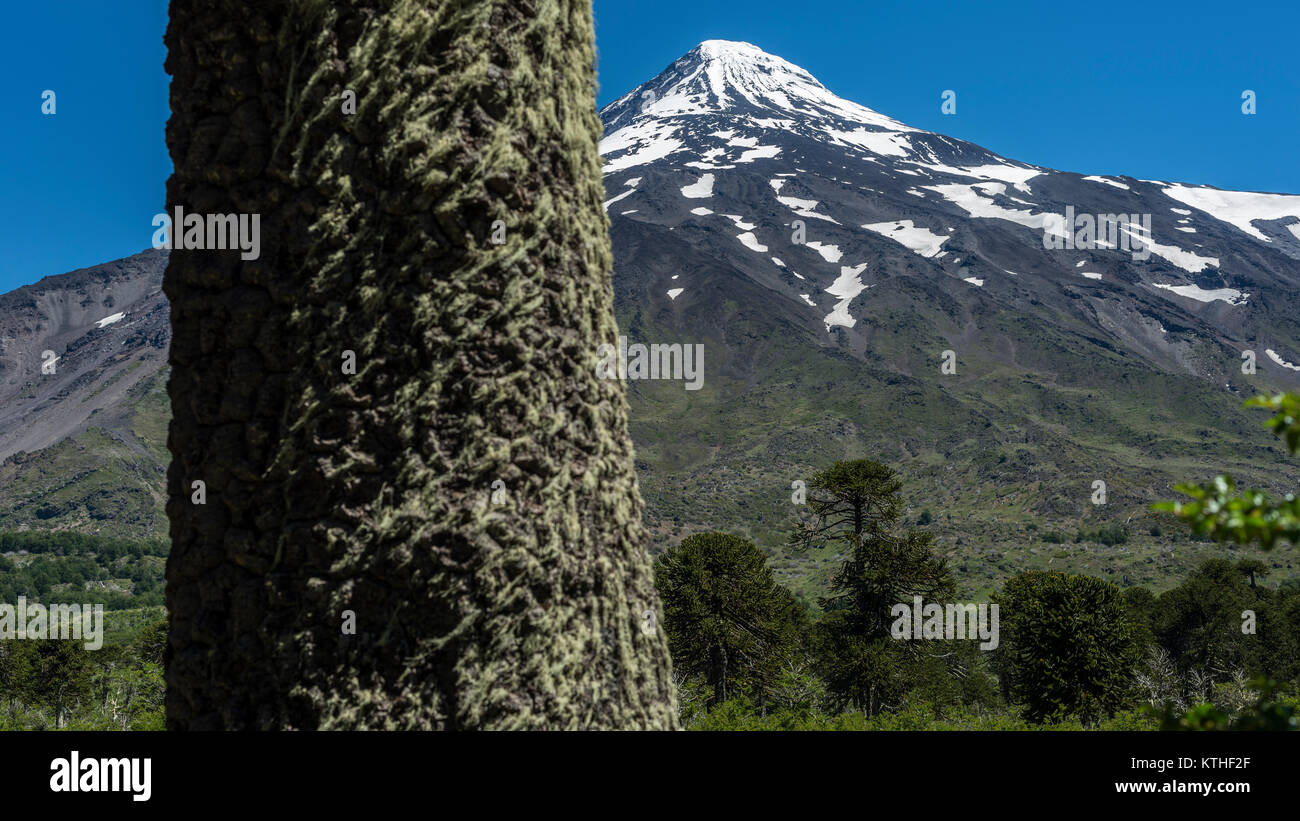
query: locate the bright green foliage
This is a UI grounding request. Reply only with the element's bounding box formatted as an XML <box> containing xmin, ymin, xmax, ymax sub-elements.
<box><xmin>994</xmin><ymin>571</ymin><xmax>1141</xmax><ymax>724</ymax></box>
<box><xmin>1155</xmin><ymin>677</ymin><xmax>1299</xmax><ymax>731</ymax></box>
<box><xmin>1156</xmin><ymin>393</ymin><xmax>1300</xmax><ymax>550</ymax></box>
<box><xmin>1254</xmin><ymin>392</ymin><xmax>1300</xmax><ymax>453</ymax></box>
<box><xmin>685</xmin><ymin>697</ymin><xmax>1158</xmax><ymax>731</ymax></box>
<box><xmin>0</xmin><ymin>615</ymin><xmax>166</xmax><ymax>730</ymax></box>
<box><xmin>1151</xmin><ymin>391</ymin><xmax>1300</xmax><ymax>730</ymax></box>
<box><xmin>0</xmin><ymin>531</ymin><xmax>167</xmax><ymax>610</ymax></box>
<box><xmin>655</xmin><ymin>532</ymin><xmax>805</xmax><ymax>708</ymax></box>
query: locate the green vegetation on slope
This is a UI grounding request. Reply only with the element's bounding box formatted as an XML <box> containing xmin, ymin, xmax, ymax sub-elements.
<box><xmin>0</xmin><ymin>368</ymin><xmax>170</xmax><ymax>539</ymax></box>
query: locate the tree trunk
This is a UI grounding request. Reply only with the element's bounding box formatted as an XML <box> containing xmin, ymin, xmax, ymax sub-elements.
<box><xmin>163</xmin><ymin>0</ymin><xmax>676</xmax><ymax>730</ymax></box>
<box><xmin>711</xmin><ymin>646</ymin><xmax>727</xmax><ymax>706</ymax></box>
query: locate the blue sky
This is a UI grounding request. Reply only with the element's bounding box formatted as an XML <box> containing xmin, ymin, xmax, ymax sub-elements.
<box><xmin>0</xmin><ymin>1</ymin><xmax>170</xmax><ymax>294</ymax></box>
<box><xmin>1</xmin><ymin>0</ymin><xmax>1297</xmax><ymax>292</ymax></box>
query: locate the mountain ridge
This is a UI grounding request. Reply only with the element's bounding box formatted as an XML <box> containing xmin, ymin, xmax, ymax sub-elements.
<box><xmin>597</xmin><ymin>40</ymin><xmax>1300</xmax><ymax>599</ymax></box>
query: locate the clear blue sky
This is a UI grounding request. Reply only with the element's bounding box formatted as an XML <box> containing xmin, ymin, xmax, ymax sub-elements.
<box><xmin>593</xmin><ymin>0</ymin><xmax>1300</xmax><ymax>185</ymax></box>
<box><xmin>0</xmin><ymin>0</ymin><xmax>170</xmax><ymax>294</ymax></box>
<box><xmin>2</xmin><ymin>0</ymin><xmax>1297</xmax><ymax>292</ymax></box>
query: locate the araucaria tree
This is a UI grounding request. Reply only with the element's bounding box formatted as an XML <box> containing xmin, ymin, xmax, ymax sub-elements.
<box><xmin>163</xmin><ymin>0</ymin><xmax>675</xmax><ymax>729</ymax></box>
<box><xmin>793</xmin><ymin>459</ymin><xmax>954</xmax><ymax>713</ymax></box>
<box><xmin>993</xmin><ymin>572</ymin><xmax>1140</xmax><ymax>724</ymax></box>
<box><xmin>654</xmin><ymin>532</ymin><xmax>804</xmax><ymax>708</ymax></box>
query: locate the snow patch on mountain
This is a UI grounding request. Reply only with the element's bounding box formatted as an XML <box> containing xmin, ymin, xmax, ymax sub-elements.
<box><xmin>776</xmin><ymin>194</ymin><xmax>838</xmax><ymax>223</ymax></box>
<box><xmin>805</xmin><ymin>241</ymin><xmax>843</xmax><ymax>262</ymax></box>
<box><xmin>1119</xmin><ymin>224</ymin><xmax>1219</xmax><ymax>272</ymax></box>
<box><xmin>1161</xmin><ymin>184</ymin><xmax>1300</xmax><ymax>242</ymax></box>
<box><xmin>926</xmin><ymin>183</ymin><xmax>1065</xmax><ymax>237</ymax></box>
<box><xmin>1266</xmin><ymin>349</ymin><xmax>1300</xmax><ymax>371</ymax></box>
<box><xmin>737</xmin><ymin>144</ymin><xmax>781</xmax><ymax>163</ymax></box>
<box><xmin>600</xmin><ymin>121</ymin><xmax>683</xmax><ymax>174</ymax></box>
<box><xmin>862</xmin><ymin>219</ymin><xmax>949</xmax><ymax>258</ymax></box>
<box><xmin>823</xmin><ymin>263</ymin><xmax>871</xmax><ymax>330</ymax></box>
<box><xmin>825</xmin><ymin>128</ymin><xmax>912</xmax><ymax>157</ymax></box>
<box><xmin>1083</xmin><ymin>175</ymin><xmax>1130</xmax><ymax>190</ymax></box>
<box><xmin>1152</xmin><ymin>282</ymin><xmax>1248</xmax><ymax>305</ymax></box>
<box><xmin>681</xmin><ymin>173</ymin><xmax>715</xmax><ymax>198</ymax></box>
<box><xmin>908</xmin><ymin>161</ymin><xmax>1040</xmax><ymax>193</ymax></box>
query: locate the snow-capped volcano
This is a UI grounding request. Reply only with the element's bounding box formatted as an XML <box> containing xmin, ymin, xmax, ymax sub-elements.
<box><xmin>601</xmin><ymin>40</ymin><xmax>1022</xmax><ymax>186</ymax></box>
<box><xmin>598</xmin><ymin>41</ymin><xmax>1300</xmax><ymax>560</ymax></box>
<box><xmin>601</xmin><ymin>40</ymin><xmax>914</xmax><ymax>134</ymax></box>
<box><xmin>599</xmin><ymin>39</ymin><xmax>1300</xmax><ymax>354</ymax></box>
<box><xmin>601</xmin><ymin>40</ymin><xmax>1038</xmax><ymax>182</ymax></box>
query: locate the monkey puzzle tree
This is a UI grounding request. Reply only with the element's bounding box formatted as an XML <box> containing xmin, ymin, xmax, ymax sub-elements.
<box><xmin>1152</xmin><ymin>558</ymin><xmax>1257</xmax><ymax>678</ymax></box>
<box><xmin>163</xmin><ymin>0</ymin><xmax>675</xmax><ymax>729</ymax></box>
<box><xmin>993</xmin><ymin>572</ymin><xmax>1141</xmax><ymax>724</ymax></box>
<box><xmin>654</xmin><ymin>532</ymin><xmax>804</xmax><ymax>709</ymax></box>
<box><xmin>792</xmin><ymin>459</ymin><xmax>954</xmax><ymax>713</ymax></box>
<box><xmin>24</xmin><ymin>640</ymin><xmax>96</xmax><ymax>729</ymax></box>
<box><xmin>792</xmin><ymin>460</ymin><xmax>953</xmax><ymax>630</ymax></box>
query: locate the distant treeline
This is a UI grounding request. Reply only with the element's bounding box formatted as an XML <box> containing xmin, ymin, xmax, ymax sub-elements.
<box><xmin>0</xmin><ymin>531</ymin><xmax>168</xmax><ymax>559</ymax></box>
<box><xmin>0</xmin><ymin>531</ymin><xmax>166</xmax><ymax>610</ymax></box>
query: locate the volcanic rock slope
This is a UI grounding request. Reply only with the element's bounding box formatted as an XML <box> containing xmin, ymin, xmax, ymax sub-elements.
<box><xmin>0</xmin><ymin>250</ymin><xmax>170</xmax><ymax>537</ymax></box>
<box><xmin>600</xmin><ymin>41</ymin><xmax>1300</xmax><ymax>597</ymax></box>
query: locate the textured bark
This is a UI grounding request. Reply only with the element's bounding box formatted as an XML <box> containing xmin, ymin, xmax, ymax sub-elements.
<box><xmin>163</xmin><ymin>0</ymin><xmax>676</xmax><ymax>729</ymax></box>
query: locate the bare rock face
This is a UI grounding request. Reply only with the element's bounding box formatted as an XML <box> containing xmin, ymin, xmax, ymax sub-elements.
<box><xmin>0</xmin><ymin>250</ymin><xmax>171</xmax><ymax>537</ymax></box>
<box><xmin>0</xmin><ymin>250</ymin><xmax>169</xmax><ymax>464</ymax></box>
<box><xmin>162</xmin><ymin>0</ymin><xmax>676</xmax><ymax>730</ymax></box>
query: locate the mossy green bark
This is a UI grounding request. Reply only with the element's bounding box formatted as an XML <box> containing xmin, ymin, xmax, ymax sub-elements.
<box><xmin>163</xmin><ymin>0</ymin><xmax>676</xmax><ymax>729</ymax></box>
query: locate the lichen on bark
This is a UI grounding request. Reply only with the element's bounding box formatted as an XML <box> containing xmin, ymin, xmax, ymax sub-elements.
<box><xmin>163</xmin><ymin>0</ymin><xmax>676</xmax><ymax>729</ymax></box>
